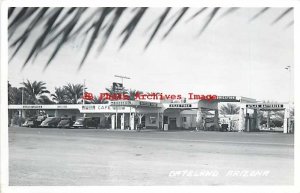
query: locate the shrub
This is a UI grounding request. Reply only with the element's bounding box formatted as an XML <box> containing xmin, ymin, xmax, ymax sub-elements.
<box><xmin>11</xmin><ymin>116</ymin><xmax>25</xmax><ymax>126</ymax></box>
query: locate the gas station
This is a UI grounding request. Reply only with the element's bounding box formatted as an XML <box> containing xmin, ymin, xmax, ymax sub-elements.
<box><xmin>239</xmin><ymin>103</ymin><xmax>293</xmax><ymax>133</ymax></box>
<box><xmin>8</xmin><ymin>95</ymin><xmax>294</xmax><ymax>133</ymax></box>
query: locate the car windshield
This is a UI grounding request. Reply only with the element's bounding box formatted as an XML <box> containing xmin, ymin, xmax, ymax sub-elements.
<box><xmin>43</xmin><ymin>117</ymin><xmax>56</xmax><ymax>123</ymax></box>
<box><xmin>36</xmin><ymin>117</ymin><xmax>44</xmax><ymax>121</ymax></box>
<box><xmin>76</xmin><ymin>119</ymin><xmax>84</xmax><ymax>124</ymax></box>
<box><xmin>60</xmin><ymin>120</ymin><xmax>70</xmax><ymax>124</ymax></box>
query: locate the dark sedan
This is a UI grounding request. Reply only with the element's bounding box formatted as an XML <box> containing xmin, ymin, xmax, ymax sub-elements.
<box><xmin>27</xmin><ymin>116</ymin><xmax>46</xmax><ymax>128</ymax></box>
<box><xmin>73</xmin><ymin>117</ymin><xmax>99</xmax><ymax>129</ymax></box>
<box><xmin>57</xmin><ymin>118</ymin><xmax>74</xmax><ymax>128</ymax></box>
<box><xmin>40</xmin><ymin>117</ymin><xmax>61</xmax><ymax>128</ymax></box>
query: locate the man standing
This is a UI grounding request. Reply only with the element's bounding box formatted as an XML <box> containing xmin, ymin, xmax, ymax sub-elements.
<box><xmin>195</xmin><ymin>110</ymin><xmax>202</xmax><ymax>131</ymax></box>
<box><xmin>202</xmin><ymin>117</ymin><xmax>206</xmax><ymax>131</ymax></box>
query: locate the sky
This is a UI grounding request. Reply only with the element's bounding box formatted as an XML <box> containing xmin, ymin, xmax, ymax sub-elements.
<box><xmin>8</xmin><ymin>7</ymin><xmax>294</xmax><ymax>103</ymax></box>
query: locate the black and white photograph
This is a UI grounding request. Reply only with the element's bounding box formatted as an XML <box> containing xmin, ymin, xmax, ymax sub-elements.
<box><xmin>0</xmin><ymin>0</ymin><xmax>299</xmax><ymax>192</ymax></box>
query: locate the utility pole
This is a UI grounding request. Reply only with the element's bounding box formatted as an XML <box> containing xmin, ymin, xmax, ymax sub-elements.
<box><xmin>285</xmin><ymin>65</ymin><xmax>292</xmax><ymax>133</ymax></box>
<box><xmin>113</xmin><ymin>75</ymin><xmax>131</xmax><ymax>129</ymax></box>
<box><xmin>21</xmin><ymin>79</ymin><xmax>24</xmax><ymax>120</ymax></box>
<box><xmin>82</xmin><ymin>79</ymin><xmax>86</xmax><ymax>117</ymax></box>
<box><xmin>21</xmin><ymin>78</ymin><xmax>24</xmax><ymax>104</ymax></box>
<box><xmin>83</xmin><ymin>79</ymin><xmax>86</xmax><ymax>105</ymax></box>
<box><xmin>21</xmin><ymin>86</ymin><xmax>24</xmax><ymax>105</ymax></box>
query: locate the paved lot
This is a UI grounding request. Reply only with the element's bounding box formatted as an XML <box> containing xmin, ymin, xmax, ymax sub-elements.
<box><xmin>9</xmin><ymin>126</ymin><xmax>294</xmax><ymax>185</ymax></box>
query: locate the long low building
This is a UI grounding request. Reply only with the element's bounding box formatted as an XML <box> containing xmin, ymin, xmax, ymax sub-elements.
<box><xmin>8</xmin><ymin>96</ymin><xmax>292</xmax><ymax>133</ymax></box>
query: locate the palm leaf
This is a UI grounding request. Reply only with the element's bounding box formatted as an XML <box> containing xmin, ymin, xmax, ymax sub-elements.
<box><xmin>97</xmin><ymin>7</ymin><xmax>126</xmax><ymax>53</ymax></box>
<box><xmin>9</xmin><ymin>8</ymin><xmax>49</xmax><ymax>63</ymax></box>
<box><xmin>8</xmin><ymin>7</ymin><xmax>39</xmax><ymax>30</ymax></box>
<box><xmin>162</xmin><ymin>7</ymin><xmax>189</xmax><ymax>39</ymax></box>
<box><xmin>218</xmin><ymin>7</ymin><xmax>239</xmax><ymax>18</ymax></box>
<box><xmin>145</xmin><ymin>7</ymin><xmax>171</xmax><ymax>49</ymax></box>
<box><xmin>68</xmin><ymin>9</ymin><xmax>101</xmax><ymax>41</ymax></box>
<box><xmin>271</xmin><ymin>7</ymin><xmax>293</xmax><ymax>25</ymax></box>
<box><xmin>7</xmin><ymin>7</ymin><xmax>293</xmax><ymax>70</ymax></box>
<box><xmin>45</xmin><ymin>8</ymin><xmax>87</xmax><ymax>70</ymax></box>
<box><xmin>37</xmin><ymin>8</ymin><xmax>78</xmax><ymax>52</ymax></box>
<box><xmin>8</xmin><ymin>7</ymin><xmax>29</xmax><ymax>38</ymax></box>
<box><xmin>23</xmin><ymin>8</ymin><xmax>64</xmax><ymax>67</ymax></box>
<box><xmin>78</xmin><ymin>7</ymin><xmax>113</xmax><ymax>69</ymax></box>
<box><xmin>185</xmin><ymin>7</ymin><xmax>207</xmax><ymax>23</ymax></box>
<box><xmin>119</xmin><ymin>7</ymin><xmax>148</xmax><ymax>48</ymax></box>
<box><xmin>8</xmin><ymin>7</ymin><xmax>16</xmax><ymax>18</ymax></box>
<box><xmin>249</xmin><ymin>7</ymin><xmax>269</xmax><ymax>22</ymax></box>
<box><xmin>198</xmin><ymin>7</ymin><xmax>220</xmax><ymax>36</ymax></box>
<box><xmin>285</xmin><ymin>20</ymin><xmax>294</xmax><ymax>28</ymax></box>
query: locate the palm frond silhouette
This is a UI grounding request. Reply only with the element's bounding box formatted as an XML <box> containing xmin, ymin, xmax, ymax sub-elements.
<box><xmin>8</xmin><ymin>7</ymin><xmax>293</xmax><ymax>70</ymax></box>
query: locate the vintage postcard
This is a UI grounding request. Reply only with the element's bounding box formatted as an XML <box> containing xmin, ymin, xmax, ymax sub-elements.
<box><xmin>1</xmin><ymin>0</ymin><xmax>299</xmax><ymax>193</ymax></box>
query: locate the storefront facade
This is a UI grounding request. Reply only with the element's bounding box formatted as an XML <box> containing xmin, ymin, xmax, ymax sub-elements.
<box><xmin>8</xmin><ymin>96</ymin><xmax>293</xmax><ymax>133</ymax></box>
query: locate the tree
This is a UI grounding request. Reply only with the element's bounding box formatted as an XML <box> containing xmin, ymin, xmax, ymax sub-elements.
<box><xmin>8</xmin><ymin>7</ymin><xmax>293</xmax><ymax>70</ymax></box>
<box><xmin>129</xmin><ymin>89</ymin><xmax>143</xmax><ymax>100</ymax></box>
<box><xmin>51</xmin><ymin>87</ymin><xmax>71</xmax><ymax>104</ymax></box>
<box><xmin>63</xmin><ymin>83</ymin><xmax>84</xmax><ymax>104</ymax></box>
<box><xmin>220</xmin><ymin>103</ymin><xmax>240</xmax><ymax>115</ymax></box>
<box><xmin>38</xmin><ymin>95</ymin><xmax>55</xmax><ymax>104</ymax></box>
<box><xmin>21</xmin><ymin>80</ymin><xmax>51</xmax><ymax>104</ymax></box>
<box><xmin>8</xmin><ymin>81</ymin><xmax>12</xmax><ymax>103</ymax></box>
<box><xmin>8</xmin><ymin>81</ymin><xmax>22</xmax><ymax>104</ymax></box>
<box><xmin>8</xmin><ymin>86</ymin><xmax>23</xmax><ymax>104</ymax></box>
<box><xmin>91</xmin><ymin>95</ymin><xmax>108</xmax><ymax>104</ymax></box>
<box><xmin>104</xmin><ymin>86</ymin><xmax>143</xmax><ymax>101</ymax></box>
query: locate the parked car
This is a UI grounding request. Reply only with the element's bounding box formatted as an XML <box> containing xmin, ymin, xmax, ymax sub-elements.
<box><xmin>73</xmin><ymin>117</ymin><xmax>99</xmax><ymax>129</ymax></box>
<box><xmin>40</xmin><ymin>117</ymin><xmax>61</xmax><ymax>128</ymax></box>
<box><xmin>22</xmin><ymin>118</ymin><xmax>32</xmax><ymax>127</ymax></box>
<box><xmin>57</xmin><ymin>117</ymin><xmax>74</xmax><ymax>128</ymax></box>
<box><xmin>27</xmin><ymin>115</ymin><xmax>46</xmax><ymax>128</ymax></box>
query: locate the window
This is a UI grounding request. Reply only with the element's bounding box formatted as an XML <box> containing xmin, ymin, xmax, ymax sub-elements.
<box><xmin>182</xmin><ymin>117</ymin><xmax>187</xmax><ymax>122</ymax></box>
<box><xmin>150</xmin><ymin>117</ymin><xmax>156</xmax><ymax>124</ymax></box>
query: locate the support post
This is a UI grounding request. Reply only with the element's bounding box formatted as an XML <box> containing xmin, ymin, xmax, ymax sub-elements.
<box><xmin>283</xmin><ymin>108</ymin><xmax>289</xmax><ymax>134</ymax></box>
<box><xmin>157</xmin><ymin>112</ymin><xmax>160</xmax><ymax>129</ymax></box>
<box><xmin>54</xmin><ymin>109</ymin><xmax>59</xmax><ymax>117</ymax></box>
<box><xmin>267</xmin><ymin>111</ymin><xmax>270</xmax><ymax>130</ymax></box>
<box><xmin>18</xmin><ymin>110</ymin><xmax>22</xmax><ymax>126</ymax></box>
<box><xmin>196</xmin><ymin>108</ymin><xmax>203</xmax><ymax>130</ymax></box>
<box><xmin>104</xmin><ymin>113</ymin><xmax>111</xmax><ymax>128</ymax></box>
<box><xmin>214</xmin><ymin>109</ymin><xmax>220</xmax><ymax>130</ymax></box>
<box><xmin>245</xmin><ymin>113</ymin><xmax>250</xmax><ymax>132</ymax></box>
<box><xmin>115</xmin><ymin>108</ymin><xmax>118</xmax><ymax>129</ymax></box>
<box><xmin>121</xmin><ymin>113</ymin><xmax>125</xmax><ymax>130</ymax></box>
<box><xmin>161</xmin><ymin>112</ymin><xmax>164</xmax><ymax>130</ymax></box>
<box><xmin>238</xmin><ymin>107</ymin><xmax>245</xmax><ymax>132</ymax></box>
<box><xmin>257</xmin><ymin>110</ymin><xmax>261</xmax><ymax>130</ymax></box>
<box><xmin>137</xmin><ymin>114</ymin><xmax>144</xmax><ymax>124</ymax></box>
<box><xmin>111</xmin><ymin>115</ymin><xmax>116</xmax><ymax>130</ymax></box>
<box><xmin>130</xmin><ymin>113</ymin><xmax>135</xmax><ymax>130</ymax></box>
<box><xmin>253</xmin><ymin>109</ymin><xmax>258</xmax><ymax>131</ymax></box>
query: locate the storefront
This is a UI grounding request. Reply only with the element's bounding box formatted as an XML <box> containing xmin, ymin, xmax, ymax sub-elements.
<box><xmin>8</xmin><ymin>96</ymin><xmax>293</xmax><ymax>133</ymax></box>
<box><xmin>8</xmin><ymin>99</ymin><xmax>219</xmax><ymax>130</ymax></box>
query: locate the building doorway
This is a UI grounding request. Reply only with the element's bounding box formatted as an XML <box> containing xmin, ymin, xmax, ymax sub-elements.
<box><xmin>169</xmin><ymin>117</ymin><xmax>177</xmax><ymax>130</ymax></box>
